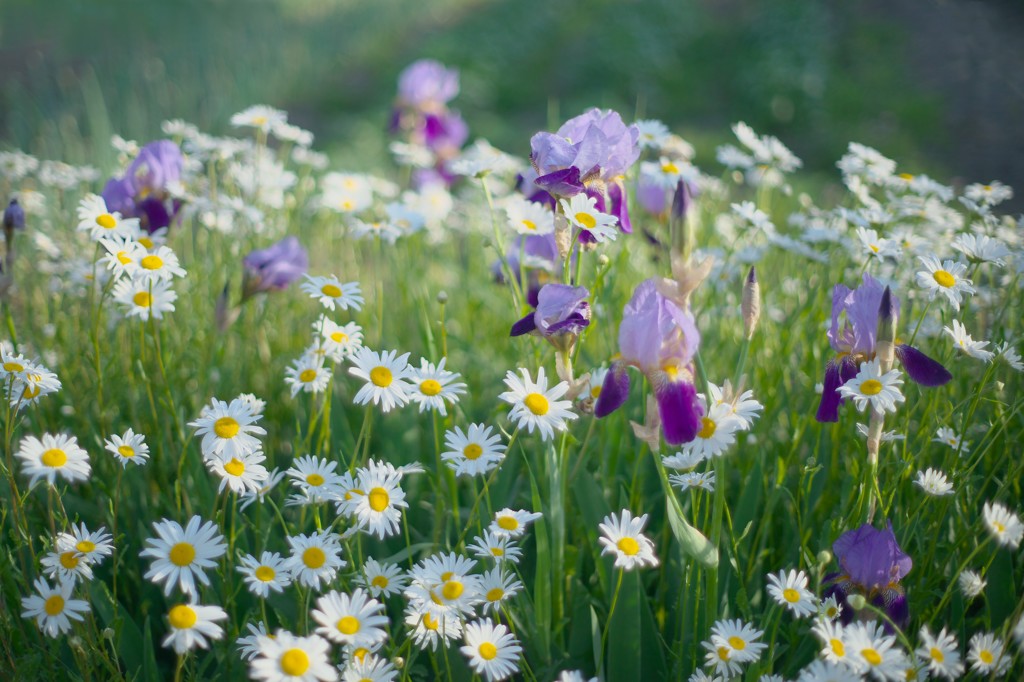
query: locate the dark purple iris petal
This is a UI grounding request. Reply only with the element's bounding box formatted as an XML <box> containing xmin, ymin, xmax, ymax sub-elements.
<box><xmin>535</xmin><ymin>167</ymin><xmax>585</xmax><ymax>197</ymax></box>
<box><xmin>832</xmin><ymin>521</ymin><xmax>912</xmax><ymax>590</ymax></box>
<box><xmin>656</xmin><ymin>380</ymin><xmax>703</xmax><ymax>445</ymax></box>
<box><xmin>509</xmin><ymin>313</ymin><xmax>536</xmax><ymax>337</ymax></box>
<box><xmin>897</xmin><ymin>344</ymin><xmax>952</xmax><ymax>387</ymax></box>
<box><xmin>608</xmin><ymin>180</ymin><xmax>632</xmax><ymax>234</ymax></box>
<box><xmin>243</xmin><ymin>235</ymin><xmax>309</xmax><ymax>293</ymax></box>
<box><xmin>594</xmin><ymin>362</ymin><xmax>630</xmax><ymax>418</ymax></box>
<box><xmin>815</xmin><ymin>362</ymin><xmax>845</xmax><ymax>423</ymax></box>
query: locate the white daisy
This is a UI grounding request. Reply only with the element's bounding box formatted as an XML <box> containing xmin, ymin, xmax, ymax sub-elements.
<box><xmin>76</xmin><ymin>193</ymin><xmax>139</xmax><ymax>240</ymax></box>
<box><xmin>404</xmin><ymin>604</ymin><xmax>463</xmax><ymax>651</ymax></box>
<box><xmin>249</xmin><ymin>630</ymin><xmax>339</xmax><ymax>682</ymax></box>
<box><xmin>503</xmin><ymin>195</ymin><xmax>554</xmax><ymax>235</ymax></box>
<box><xmin>967</xmin><ymin>632</ymin><xmax>1010</xmax><ymax>676</ymax></box>
<box><xmin>230</xmin><ymin>105</ymin><xmax>287</xmax><ymax>133</ymax></box>
<box><xmin>314</xmin><ymin>317</ymin><xmax>363</xmax><ymax>362</ymax></box>
<box><xmin>817</xmin><ymin>595</ymin><xmax>842</xmax><ymax>621</ymax></box>
<box><xmin>963</xmin><ymin>181</ymin><xmax>1013</xmax><ymax>207</ymax></box>
<box><xmin>98</xmin><ymin>236</ymin><xmax>144</xmax><ymax>278</ymax></box>
<box><xmin>104</xmin><ymin>428</ymin><xmax>150</xmax><ymax>468</ymax></box>
<box><xmin>478</xmin><ymin>566</ymin><xmax>523</xmax><ymax>615</ymax></box>
<box><xmin>668</xmin><ymin>470</ymin><xmax>716</xmax><ymax>493</ymax></box>
<box><xmin>952</xmin><ymin>232</ymin><xmax>1010</xmax><ymax>265</ymax></box>
<box><xmin>140</xmin><ymin>516</ymin><xmax>227</xmax><ymax>596</ymax></box>
<box><xmin>914</xmin><ymin>468</ymin><xmax>953</xmax><ymax>496</ymax></box>
<box><xmin>855</xmin><ymin>423</ymin><xmax>905</xmax><ymax>442</ymax></box>
<box><xmin>598</xmin><ymin>509</ymin><xmax>659</xmax><ymax>571</ymax></box>
<box><xmin>560</xmin><ymin>194</ymin><xmax>619</xmax><ymax>243</ymax></box>
<box><xmin>933</xmin><ymin>426</ymin><xmax>968</xmax><ymax>452</ymax></box>
<box><xmin>237</xmin><ymin>551</ymin><xmax>293</xmax><ymax>598</ymax></box>
<box><xmin>286</xmin><ymin>455</ymin><xmax>344</xmax><ymax>504</ymax></box>
<box><xmin>467</xmin><ymin>531</ymin><xmax>523</xmax><ymax>565</ymax></box>
<box><xmin>311</xmin><ymin>588</ymin><xmax>388</xmax><ymax>650</ymax></box>
<box><xmin>795</xmin><ymin>660</ymin><xmax>862</xmax><ymax>682</ymax></box>
<box><xmin>9</xmin><ymin>364</ymin><xmax>62</xmax><ymax>410</ymax></box>
<box><xmin>441</xmin><ymin>423</ymin><xmax>506</xmax><ymax>477</ymax></box>
<box><xmin>285</xmin><ymin>354</ymin><xmax>332</xmax><ymax>398</ymax></box>
<box><xmin>837</xmin><ymin>359</ymin><xmax>904</xmax><ymax>414</ymax></box>
<box><xmin>498</xmin><ymin>366</ymin><xmax>577</xmax><ymax>441</ymax></box>
<box><xmin>856</xmin><ymin>226</ymin><xmax>900</xmax><ymax>260</ymax></box>
<box><xmin>843</xmin><ymin>620</ymin><xmax>906</xmax><ymax>680</ymax></box>
<box><xmin>55</xmin><ymin>523</ymin><xmax>113</xmax><ymax>564</ymax></box>
<box><xmin>916</xmin><ymin>626</ymin><xmax>963</xmax><ymax>680</ymax></box>
<box><xmin>982</xmin><ymin>501</ymin><xmax>1023</xmax><ymax>548</ymax></box>
<box><xmin>15</xmin><ymin>432</ymin><xmax>91</xmax><ymax>486</ymax></box>
<box><xmin>460</xmin><ymin>618</ymin><xmax>522</xmax><ymax>682</ymax></box>
<box><xmin>163</xmin><ymin>602</ymin><xmax>228</xmax><ymax>654</ymax></box>
<box><xmin>189</xmin><ymin>396</ymin><xmax>266</xmax><ymax>462</ymax></box>
<box><xmin>20</xmin><ymin>577</ymin><xmax>90</xmax><ymax>638</ymax></box>
<box><xmin>812</xmin><ymin>619</ymin><xmax>850</xmax><ymax>664</ymax></box>
<box><xmin>681</xmin><ymin>403</ymin><xmax>743</xmax><ymax>459</ymax></box>
<box><xmin>340</xmin><ymin>656</ymin><xmax>398</xmax><ymax>682</ymax></box>
<box><xmin>301</xmin><ymin>274</ymin><xmax>364</xmax><ymax>311</ymax></box>
<box><xmin>915</xmin><ymin>255</ymin><xmax>976</xmax><ymax>311</ymax></box>
<box><xmin>408</xmin><ymin>357</ymin><xmax>466</xmax><ymax>416</ymax></box>
<box><xmin>702</xmin><ymin>380</ymin><xmax>763</xmax><ymax>430</ymax></box>
<box><xmin>286</xmin><ymin>531</ymin><xmax>346</xmax><ymax>590</ymax></box>
<box><xmin>349</xmin><ymin>218</ymin><xmax>402</xmax><ymax>244</ymax></box>
<box><xmin>237</xmin><ymin>621</ymin><xmax>270</xmax><ymax>662</ymax></box>
<box><xmin>490</xmin><ymin>508</ymin><xmax>543</xmax><ymax>539</ymax></box>
<box><xmin>943</xmin><ymin>319</ymin><xmax>994</xmax><ymax>361</ymax></box>
<box><xmin>348</xmin><ymin>348</ymin><xmax>414</xmax><ymax>412</ymax></box>
<box><xmin>112</xmin><ymin>277</ymin><xmax>177</xmax><ymax>320</ymax></box>
<box><xmin>662</xmin><ymin>449</ymin><xmax>706</xmax><ymax>471</ymax></box>
<box><xmin>703</xmin><ymin>618</ymin><xmax>767</xmax><ymax>676</ymax></box>
<box><xmin>355</xmin><ymin>558</ymin><xmax>408</xmax><ymax>599</ymax></box>
<box><xmin>207</xmin><ymin>449</ymin><xmax>270</xmax><ymax>495</ymax></box>
<box><xmin>958</xmin><ymin>568</ymin><xmax>986</xmax><ymax>599</ymax></box>
<box><xmin>635</xmin><ymin>119</ymin><xmax>670</xmax><ymax>149</ymax></box>
<box><xmin>348</xmin><ymin>461</ymin><xmax>408</xmax><ymax>539</ymax></box>
<box><xmin>131</xmin><ymin>245</ymin><xmax>186</xmax><ymax>284</ymax></box>
<box><xmin>404</xmin><ymin>552</ymin><xmax>482</xmax><ymax>619</ymax></box>
<box><xmin>995</xmin><ymin>341</ymin><xmax>1023</xmax><ymax>371</ymax></box>
<box><xmin>766</xmin><ymin>569</ymin><xmax>817</xmax><ymax>617</ymax></box>
<box><xmin>41</xmin><ymin>548</ymin><xmax>94</xmax><ymax>584</ymax></box>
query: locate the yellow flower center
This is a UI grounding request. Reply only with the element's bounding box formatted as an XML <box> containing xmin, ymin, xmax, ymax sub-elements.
<box><xmin>899</xmin><ymin>173</ymin><xmax>914</xmax><ymax>181</ymax></box>
<box><xmin>497</xmin><ymin>517</ymin><xmax>519</xmax><ymax>531</ymax></box>
<box><xmin>617</xmin><ymin>537</ymin><xmax>640</xmax><ymax>556</ymax></box>
<box><xmin>140</xmin><ymin>255</ymin><xmax>163</xmax><ymax>270</ymax></box>
<box><xmin>370</xmin><ymin>366</ymin><xmax>393</xmax><ymax>387</ymax></box>
<box><xmin>255</xmin><ymin>565</ymin><xmax>276</xmax><ymax>582</ymax></box>
<box><xmin>590</xmin><ymin>385</ymin><xmax>602</xmax><ymax>398</ymax></box>
<box><xmin>133</xmin><ymin>291</ymin><xmax>152</xmax><ymax>307</ymax></box>
<box><xmin>478</xmin><ymin>642</ymin><xmax>498</xmax><ymax>660</ymax></box>
<box><xmin>728</xmin><ymin>636</ymin><xmax>746</xmax><ymax>651</ymax></box>
<box><xmin>574</xmin><ymin>212</ymin><xmax>597</xmax><ymax>230</ymax></box>
<box><xmin>41</xmin><ymin>449</ymin><xmax>67</xmax><ymax>468</ymax></box>
<box><xmin>442</xmin><ymin>580</ymin><xmax>464</xmax><ymax>600</ymax></box>
<box><xmin>831</xmin><ymin>639</ymin><xmax>845</xmax><ymax>657</ymax></box>
<box><xmin>3</xmin><ymin>362</ymin><xmax>24</xmax><ymax>372</ymax></box>
<box><xmin>521</xmin><ymin>219</ymin><xmax>537</xmax><ymax>231</ymax></box>
<box><xmin>486</xmin><ymin>587</ymin><xmax>505</xmax><ymax>602</ymax></box>
<box><xmin>523</xmin><ymin>393</ymin><xmax>549</xmax><ymax>416</ymax></box>
<box><xmin>932</xmin><ymin>270</ymin><xmax>955</xmax><ymax>288</ymax></box>
<box><xmin>697</xmin><ymin>417</ymin><xmax>717</xmax><ymax>440</ymax></box>
<box><xmin>59</xmin><ymin>552</ymin><xmax>80</xmax><ymax>569</ymax></box>
<box><xmin>169</xmin><ymin>542</ymin><xmax>196</xmax><ymax>567</ymax></box>
<box><xmin>168</xmin><ymin>604</ymin><xmax>197</xmax><ymax>629</ymax></box>
<box><xmin>371</xmin><ymin>575</ymin><xmax>389</xmax><ymax>589</ymax></box>
<box><xmin>930</xmin><ymin>647</ymin><xmax>944</xmax><ymax>663</ymax></box>
<box><xmin>862</xmin><ymin>648</ymin><xmax>882</xmax><ymax>665</ymax></box>
<box><xmin>138</xmin><ymin>237</ymin><xmax>154</xmax><ymax>249</ymax></box>
<box><xmin>22</xmin><ymin>383</ymin><xmax>40</xmax><ymax>399</ymax></box>
<box><xmin>214</xmin><ymin>416</ymin><xmax>240</xmax><ymax>439</ymax></box>
<box><xmin>76</xmin><ymin>540</ymin><xmax>96</xmax><ymax>553</ymax></box>
<box><xmin>980</xmin><ymin>650</ymin><xmax>993</xmax><ymax>664</ymax></box>
<box><xmin>423</xmin><ymin>613</ymin><xmax>439</xmax><ymax>630</ymax></box>
<box><xmin>321</xmin><ymin>284</ymin><xmax>342</xmax><ymax>298</ymax></box>
<box><xmin>224</xmin><ymin>458</ymin><xmax>245</xmax><ymax>476</ymax></box>
<box><xmin>463</xmin><ymin>443</ymin><xmax>483</xmax><ymax>460</ymax></box>
<box><xmin>993</xmin><ymin>521</ymin><xmax>1006</xmax><ymax>533</ymax></box>
<box><xmin>420</xmin><ymin>379</ymin><xmax>442</xmax><ymax>396</ymax></box>
<box><xmin>330</xmin><ymin>332</ymin><xmax>348</xmax><ymax>343</ymax></box>
<box><xmin>306</xmin><ymin>473</ymin><xmax>325</xmax><ymax>486</ymax></box>
<box><xmin>717</xmin><ymin>646</ymin><xmax>731</xmax><ymax>661</ymax></box>
<box><xmin>118</xmin><ymin>445</ymin><xmax>135</xmax><ymax>458</ymax></box>
<box><xmin>353</xmin><ymin>648</ymin><xmax>369</xmax><ymax>663</ymax></box>
<box><xmin>860</xmin><ymin>379</ymin><xmax>883</xmax><ymax>396</ymax></box>
<box><xmin>662</xmin><ymin>161</ymin><xmax>680</xmax><ymax>174</ymax></box>
<box><xmin>303</xmin><ymin>547</ymin><xmax>326</xmax><ymax>569</ymax></box>
<box><xmin>368</xmin><ymin>487</ymin><xmax>389</xmax><ymax>512</ymax></box>
<box><xmin>280</xmin><ymin>649</ymin><xmax>310</xmax><ymax>676</ymax></box>
<box><xmin>44</xmin><ymin>595</ymin><xmax>65</xmax><ymax>616</ymax></box>
<box><xmin>783</xmin><ymin>588</ymin><xmax>800</xmax><ymax>603</ymax></box>
<box><xmin>96</xmin><ymin>213</ymin><xmax>117</xmax><ymax>229</ymax></box>
<box><xmin>491</xmin><ymin>547</ymin><xmax>504</xmax><ymax>557</ymax></box>
<box><xmin>252</xmin><ymin>115</ymin><xmax>268</xmax><ymax>127</ymax></box>
<box><xmin>299</xmin><ymin>369</ymin><xmax>318</xmax><ymax>383</ymax></box>
<box><xmin>337</xmin><ymin>616</ymin><xmax>360</xmax><ymax>635</ymax></box>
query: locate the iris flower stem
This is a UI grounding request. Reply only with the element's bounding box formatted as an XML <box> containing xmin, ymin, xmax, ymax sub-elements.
<box><xmin>906</xmin><ymin>299</ymin><xmax>933</xmax><ymax>347</ymax></box>
<box><xmin>480</xmin><ymin>176</ymin><xmax>523</xmax><ymax>313</ymax></box>
<box><xmin>599</xmin><ymin>568</ymin><xmax>625</xmax><ymax>676</ymax></box>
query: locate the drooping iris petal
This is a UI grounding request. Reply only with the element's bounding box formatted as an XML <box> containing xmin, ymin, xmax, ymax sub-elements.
<box><xmin>509</xmin><ymin>313</ymin><xmax>536</xmax><ymax>337</ymax></box>
<box><xmin>655</xmin><ymin>378</ymin><xmax>702</xmax><ymax>445</ymax></box>
<box><xmin>815</xmin><ymin>362</ymin><xmax>845</xmax><ymax>423</ymax></box>
<box><xmin>534</xmin><ymin>167</ymin><xmax>585</xmax><ymax>197</ymax></box>
<box><xmin>594</xmin><ymin>362</ymin><xmax>630</xmax><ymax>418</ymax></box>
<box><xmin>607</xmin><ymin>180</ymin><xmax>632</xmax><ymax>234</ymax></box>
<box><xmin>832</xmin><ymin>521</ymin><xmax>912</xmax><ymax>590</ymax></box>
<box><xmin>896</xmin><ymin>344</ymin><xmax>952</xmax><ymax>386</ymax></box>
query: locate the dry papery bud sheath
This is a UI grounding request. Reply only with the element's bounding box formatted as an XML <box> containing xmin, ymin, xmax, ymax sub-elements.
<box><xmin>742</xmin><ymin>266</ymin><xmax>760</xmax><ymax>339</ymax></box>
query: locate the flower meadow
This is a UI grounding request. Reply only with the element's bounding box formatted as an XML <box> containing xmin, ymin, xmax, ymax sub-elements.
<box><xmin>1</xmin><ymin>59</ymin><xmax>1023</xmax><ymax>681</ymax></box>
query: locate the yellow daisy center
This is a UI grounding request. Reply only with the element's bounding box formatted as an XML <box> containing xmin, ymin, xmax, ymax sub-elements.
<box><xmin>76</xmin><ymin>540</ymin><xmax>96</xmax><ymax>553</ymax></box>
<box><xmin>330</xmin><ymin>332</ymin><xmax>348</xmax><ymax>343</ymax></box>
<box><xmin>420</xmin><ymin>379</ymin><xmax>442</xmax><ymax>396</ymax></box>
<box><xmin>590</xmin><ymin>385</ymin><xmax>602</xmax><ymax>398</ymax></box>
<box><xmin>306</xmin><ymin>473</ymin><xmax>325</xmax><ymax>486</ymax></box>
<box><xmin>138</xmin><ymin>237</ymin><xmax>154</xmax><ymax>249</ymax></box>
<box><xmin>490</xmin><ymin>547</ymin><xmax>504</xmax><ymax>557</ymax></box>
<box><xmin>22</xmin><ymin>383</ymin><xmax>40</xmax><ymax>399</ymax></box>
<box><xmin>497</xmin><ymin>517</ymin><xmax>519</xmax><ymax>531</ymax></box>
<box><xmin>463</xmin><ymin>443</ymin><xmax>483</xmax><ymax>460</ymax></box>
<box><xmin>478</xmin><ymin>642</ymin><xmax>498</xmax><ymax>660</ymax></box>
<box><xmin>486</xmin><ymin>587</ymin><xmax>505</xmax><ymax>602</ymax></box>
<box><xmin>280</xmin><ymin>649</ymin><xmax>310</xmax><ymax>676</ymax></box>
<box><xmin>169</xmin><ymin>542</ymin><xmax>196</xmax><ymax>567</ymax></box>
<box><xmin>370</xmin><ymin>366</ymin><xmax>393</xmax><ymax>387</ymax></box>
<box><xmin>252</xmin><ymin>115</ymin><xmax>268</xmax><ymax>127</ymax></box>
<box><xmin>617</xmin><ymin>537</ymin><xmax>640</xmax><ymax>556</ymax></box>
<box><xmin>371</xmin><ymin>575</ymin><xmax>389</xmax><ymax>589</ymax></box>
<box><xmin>59</xmin><ymin>552</ymin><xmax>80</xmax><ymax>569</ymax></box>
<box><xmin>522</xmin><ymin>219</ymin><xmax>537</xmax><ymax>231</ymax></box>
<box><xmin>442</xmin><ymin>580</ymin><xmax>464</xmax><ymax>600</ymax></box>
<box><xmin>992</xmin><ymin>521</ymin><xmax>1006</xmax><ymax>533</ymax></box>
<box><xmin>353</xmin><ymin>648</ymin><xmax>369</xmax><ymax>663</ymax></box>
<box><xmin>717</xmin><ymin>646</ymin><xmax>731</xmax><ymax>661</ymax></box>
<box><xmin>898</xmin><ymin>173</ymin><xmax>914</xmax><ymax>181</ymax></box>
<box><xmin>118</xmin><ymin>445</ymin><xmax>135</xmax><ymax>458</ymax></box>
<box><xmin>783</xmin><ymin>588</ymin><xmax>800</xmax><ymax>603</ymax></box>
<box><xmin>96</xmin><ymin>213</ymin><xmax>117</xmax><ymax>229</ymax></box>
<box><xmin>574</xmin><ymin>212</ymin><xmax>597</xmax><ymax>229</ymax></box>
<box><xmin>932</xmin><ymin>270</ymin><xmax>955</xmax><ymax>288</ymax></box>
<box><xmin>728</xmin><ymin>636</ymin><xmax>746</xmax><ymax>651</ymax></box>
<box><xmin>41</xmin><ymin>449</ymin><xmax>67</xmax><ymax>468</ymax></box>
<box><xmin>523</xmin><ymin>393</ymin><xmax>549</xmax><ymax>416</ymax></box>
<box><xmin>662</xmin><ymin>161</ymin><xmax>679</xmax><ymax>174</ymax></box>
<box><xmin>862</xmin><ymin>648</ymin><xmax>882</xmax><ymax>666</ymax></box>
<box><xmin>831</xmin><ymin>638</ymin><xmax>845</xmax><ymax>657</ymax></box>
<box><xmin>860</xmin><ymin>379</ymin><xmax>883</xmax><ymax>396</ymax></box>
<box><xmin>337</xmin><ymin>616</ymin><xmax>360</xmax><ymax>635</ymax></box>
<box><xmin>224</xmin><ymin>458</ymin><xmax>245</xmax><ymax>476</ymax></box>
<box><xmin>3</xmin><ymin>362</ymin><xmax>24</xmax><ymax>372</ymax></box>
<box><xmin>321</xmin><ymin>284</ymin><xmax>342</xmax><ymax>298</ymax></box>
<box><xmin>140</xmin><ymin>255</ymin><xmax>163</xmax><ymax>270</ymax></box>
<box><xmin>303</xmin><ymin>547</ymin><xmax>326</xmax><ymax>569</ymax></box>
<box><xmin>214</xmin><ymin>416</ymin><xmax>240</xmax><ymax>438</ymax></box>
<box><xmin>168</xmin><ymin>604</ymin><xmax>197</xmax><ymax>629</ymax></box>
<box><xmin>133</xmin><ymin>291</ymin><xmax>152</xmax><ymax>307</ymax></box>
<box><xmin>255</xmin><ymin>565</ymin><xmax>276</xmax><ymax>582</ymax></box>
<box><xmin>423</xmin><ymin>613</ymin><xmax>439</xmax><ymax>630</ymax></box>
<box><xmin>299</xmin><ymin>369</ymin><xmax>318</xmax><ymax>383</ymax></box>
<box><xmin>930</xmin><ymin>647</ymin><xmax>944</xmax><ymax>662</ymax></box>
<box><xmin>697</xmin><ymin>417</ymin><xmax>717</xmax><ymax>440</ymax></box>
<box><xmin>368</xmin><ymin>487</ymin><xmax>390</xmax><ymax>512</ymax></box>
<box><xmin>980</xmin><ymin>650</ymin><xmax>993</xmax><ymax>664</ymax></box>
<box><xmin>44</xmin><ymin>595</ymin><xmax>65</xmax><ymax>616</ymax></box>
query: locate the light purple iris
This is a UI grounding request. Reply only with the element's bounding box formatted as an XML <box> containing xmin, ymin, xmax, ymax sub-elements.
<box><xmin>823</xmin><ymin>521</ymin><xmax>912</xmax><ymax>628</ymax></box>
<box><xmin>510</xmin><ymin>284</ymin><xmax>591</xmax><ymax>340</ymax></box>
<box><xmin>594</xmin><ymin>279</ymin><xmax>703</xmax><ymax>445</ymax></box>
<box><xmin>102</xmin><ymin>140</ymin><xmax>184</xmax><ymax>232</ymax></box>
<box><xmin>397</xmin><ymin>59</ymin><xmax>460</xmax><ymax>106</ymax></box>
<box><xmin>815</xmin><ymin>273</ymin><xmax>951</xmax><ymax>422</ymax></box>
<box><xmin>242</xmin><ymin>236</ymin><xmax>308</xmax><ymax>297</ymax></box>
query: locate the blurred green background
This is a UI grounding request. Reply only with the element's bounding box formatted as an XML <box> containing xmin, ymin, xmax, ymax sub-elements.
<box><xmin>2</xmin><ymin>0</ymin><xmax>1023</xmax><ymax>203</ymax></box>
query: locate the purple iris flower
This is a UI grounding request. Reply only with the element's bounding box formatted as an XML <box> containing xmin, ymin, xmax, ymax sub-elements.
<box><xmin>102</xmin><ymin>140</ymin><xmax>184</xmax><ymax>232</ymax></box>
<box><xmin>397</xmin><ymin>59</ymin><xmax>460</xmax><ymax>107</ymax></box>
<box><xmin>510</xmin><ymin>284</ymin><xmax>591</xmax><ymax>341</ymax></box>
<box><xmin>242</xmin><ymin>236</ymin><xmax>309</xmax><ymax>298</ymax></box>
<box><xmin>815</xmin><ymin>273</ymin><xmax>951</xmax><ymax>422</ymax></box>
<box><xmin>594</xmin><ymin>279</ymin><xmax>703</xmax><ymax>445</ymax></box>
<box><xmin>823</xmin><ymin>521</ymin><xmax>912</xmax><ymax>628</ymax></box>
<box><xmin>3</xmin><ymin>199</ymin><xmax>25</xmax><ymax>230</ymax></box>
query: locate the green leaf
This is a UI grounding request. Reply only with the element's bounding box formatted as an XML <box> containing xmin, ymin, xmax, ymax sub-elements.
<box><xmin>87</xmin><ymin>581</ymin><xmax>145</xmax><ymax>676</ymax></box>
<box><xmin>526</xmin><ymin>458</ymin><xmax>552</xmax><ymax>662</ymax></box>
<box><xmin>605</xmin><ymin>570</ymin><xmax>642</xmax><ymax>681</ymax></box>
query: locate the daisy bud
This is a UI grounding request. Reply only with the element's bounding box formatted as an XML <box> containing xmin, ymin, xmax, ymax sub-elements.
<box><xmin>742</xmin><ymin>266</ymin><xmax>760</xmax><ymax>339</ymax></box>
<box><xmin>876</xmin><ymin>286</ymin><xmax>897</xmax><ymax>344</ymax></box>
<box><xmin>846</xmin><ymin>593</ymin><xmax>867</xmax><ymax>610</ymax></box>
<box><xmin>597</xmin><ymin>253</ymin><xmax>610</xmax><ymax>268</ymax></box>
<box><xmin>670</xmin><ymin>180</ymin><xmax>692</xmax><ymax>260</ymax></box>
<box><xmin>817</xmin><ymin>549</ymin><xmax>832</xmax><ymax>567</ymax></box>
<box><xmin>437</xmin><ymin>290</ymin><xmax>448</xmax><ymax>304</ymax></box>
